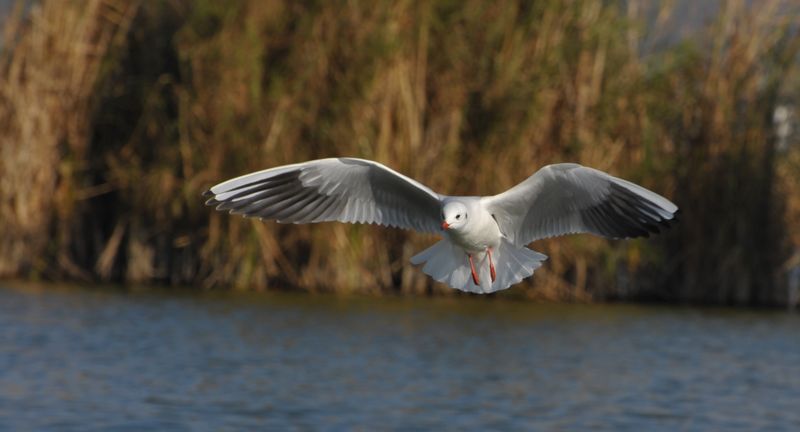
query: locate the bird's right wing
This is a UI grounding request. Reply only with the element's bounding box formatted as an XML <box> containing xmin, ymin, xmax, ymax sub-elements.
<box><xmin>204</xmin><ymin>158</ymin><xmax>444</xmax><ymax>234</ymax></box>
<box><xmin>482</xmin><ymin>163</ymin><xmax>678</xmax><ymax>246</ymax></box>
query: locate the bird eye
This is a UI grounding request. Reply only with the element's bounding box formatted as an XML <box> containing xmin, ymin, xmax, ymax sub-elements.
<box><xmin>456</xmin><ymin>214</ymin><xmax>461</xmax><ymax>220</ymax></box>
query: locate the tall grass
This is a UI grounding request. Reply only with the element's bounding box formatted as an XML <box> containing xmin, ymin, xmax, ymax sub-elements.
<box><xmin>0</xmin><ymin>0</ymin><xmax>138</xmax><ymax>279</ymax></box>
<box><xmin>645</xmin><ymin>0</ymin><xmax>800</xmax><ymax>304</ymax></box>
<box><xmin>1</xmin><ymin>0</ymin><xmax>798</xmax><ymax>305</ymax></box>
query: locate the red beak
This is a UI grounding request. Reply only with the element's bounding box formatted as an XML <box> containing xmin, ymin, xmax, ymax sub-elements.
<box><xmin>441</xmin><ymin>221</ymin><xmax>450</xmax><ymax>230</ymax></box>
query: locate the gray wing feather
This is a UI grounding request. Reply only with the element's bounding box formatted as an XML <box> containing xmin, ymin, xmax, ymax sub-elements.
<box><xmin>204</xmin><ymin>158</ymin><xmax>443</xmax><ymax>234</ymax></box>
<box><xmin>482</xmin><ymin>163</ymin><xmax>678</xmax><ymax>246</ymax></box>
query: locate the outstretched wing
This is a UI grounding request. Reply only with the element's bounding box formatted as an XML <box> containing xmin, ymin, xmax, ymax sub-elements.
<box><xmin>482</xmin><ymin>163</ymin><xmax>678</xmax><ymax>246</ymax></box>
<box><xmin>204</xmin><ymin>157</ymin><xmax>444</xmax><ymax>234</ymax></box>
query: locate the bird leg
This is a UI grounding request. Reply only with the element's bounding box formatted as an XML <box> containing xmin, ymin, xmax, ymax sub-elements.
<box><xmin>487</xmin><ymin>248</ymin><xmax>496</xmax><ymax>282</ymax></box>
<box><xmin>468</xmin><ymin>254</ymin><xmax>480</xmax><ymax>285</ymax></box>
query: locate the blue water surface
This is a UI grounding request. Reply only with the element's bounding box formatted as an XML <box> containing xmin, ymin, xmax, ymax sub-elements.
<box><xmin>1</xmin><ymin>282</ymin><xmax>799</xmax><ymax>431</ymax></box>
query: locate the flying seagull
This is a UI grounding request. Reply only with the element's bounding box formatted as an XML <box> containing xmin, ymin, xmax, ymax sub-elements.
<box><xmin>204</xmin><ymin>158</ymin><xmax>677</xmax><ymax>294</ymax></box>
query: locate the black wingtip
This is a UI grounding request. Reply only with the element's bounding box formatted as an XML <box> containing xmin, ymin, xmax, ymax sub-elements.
<box><xmin>203</xmin><ymin>189</ymin><xmax>220</xmax><ymax>207</ymax></box>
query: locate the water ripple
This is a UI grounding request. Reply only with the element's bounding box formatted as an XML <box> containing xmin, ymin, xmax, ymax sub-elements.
<box><xmin>1</xmin><ymin>283</ymin><xmax>799</xmax><ymax>431</ymax></box>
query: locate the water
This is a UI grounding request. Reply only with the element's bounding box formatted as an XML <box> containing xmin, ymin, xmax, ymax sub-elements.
<box><xmin>1</xmin><ymin>283</ymin><xmax>799</xmax><ymax>431</ymax></box>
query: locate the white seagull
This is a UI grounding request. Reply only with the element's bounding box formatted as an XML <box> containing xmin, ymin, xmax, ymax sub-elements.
<box><xmin>204</xmin><ymin>158</ymin><xmax>678</xmax><ymax>294</ymax></box>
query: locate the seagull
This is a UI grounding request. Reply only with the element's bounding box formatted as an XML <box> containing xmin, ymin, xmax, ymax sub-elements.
<box><xmin>204</xmin><ymin>158</ymin><xmax>678</xmax><ymax>294</ymax></box>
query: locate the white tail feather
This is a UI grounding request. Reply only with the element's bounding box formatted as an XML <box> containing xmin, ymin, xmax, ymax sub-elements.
<box><xmin>410</xmin><ymin>238</ymin><xmax>547</xmax><ymax>294</ymax></box>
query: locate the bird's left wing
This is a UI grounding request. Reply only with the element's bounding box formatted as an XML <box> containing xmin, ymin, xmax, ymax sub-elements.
<box><xmin>204</xmin><ymin>158</ymin><xmax>443</xmax><ymax>234</ymax></box>
<box><xmin>482</xmin><ymin>163</ymin><xmax>678</xmax><ymax>246</ymax></box>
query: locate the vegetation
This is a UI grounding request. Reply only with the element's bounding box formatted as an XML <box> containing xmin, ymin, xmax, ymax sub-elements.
<box><xmin>1</xmin><ymin>0</ymin><xmax>798</xmax><ymax>305</ymax></box>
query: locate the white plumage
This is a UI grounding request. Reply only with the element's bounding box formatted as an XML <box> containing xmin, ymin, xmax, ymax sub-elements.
<box><xmin>204</xmin><ymin>157</ymin><xmax>678</xmax><ymax>293</ymax></box>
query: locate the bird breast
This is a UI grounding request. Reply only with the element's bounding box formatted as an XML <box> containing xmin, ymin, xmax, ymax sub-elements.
<box><xmin>447</xmin><ymin>207</ymin><xmax>502</xmax><ymax>252</ymax></box>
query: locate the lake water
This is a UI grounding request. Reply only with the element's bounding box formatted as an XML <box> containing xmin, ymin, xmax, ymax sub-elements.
<box><xmin>1</xmin><ymin>282</ymin><xmax>799</xmax><ymax>431</ymax></box>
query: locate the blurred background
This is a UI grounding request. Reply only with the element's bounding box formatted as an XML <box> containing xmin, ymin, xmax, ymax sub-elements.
<box><xmin>2</xmin><ymin>1</ymin><xmax>800</xmax><ymax>430</ymax></box>
<box><xmin>1</xmin><ymin>0</ymin><xmax>799</xmax><ymax>306</ymax></box>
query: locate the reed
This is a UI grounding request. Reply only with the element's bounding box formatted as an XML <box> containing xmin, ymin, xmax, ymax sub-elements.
<box><xmin>0</xmin><ymin>0</ymin><xmax>138</xmax><ymax>279</ymax></box>
<box><xmin>0</xmin><ymin>0</ymin><xmax>798</xmax><ymax>305</ymax></box>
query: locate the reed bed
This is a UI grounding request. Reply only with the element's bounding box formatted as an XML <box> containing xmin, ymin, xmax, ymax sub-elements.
<box><xmin>1</xmin><ymin>0</ymin><xmax>798</xmax><ymax>305</ymax></box>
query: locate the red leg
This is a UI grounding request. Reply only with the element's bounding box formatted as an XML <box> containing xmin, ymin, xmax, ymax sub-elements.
<box><xmin>468</xmin><ymin>254</ymin><xmax>480</xmax><ymax>285</ymax></box>
<box><xmin>487</xmin><ymin>248</ymin><xmax>496</xmax><ymax>282</ymax></box>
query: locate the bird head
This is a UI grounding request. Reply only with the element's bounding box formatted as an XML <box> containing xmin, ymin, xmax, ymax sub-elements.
<box><xmin>441</xmin><ymin>201</ymin><xmax>468</xmax><ymax>231</ymax></box>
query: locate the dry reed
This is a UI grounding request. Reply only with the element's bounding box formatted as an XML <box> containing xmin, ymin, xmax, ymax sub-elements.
<box><xmin>0</xmin><ymin>0</ymin><xmax>138</xmax><ymax>278</ymax></box>
<box><xmin>0</xmin><ymin>0</ymin><xmax>798</xmax><ymax>305</ymax></box>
